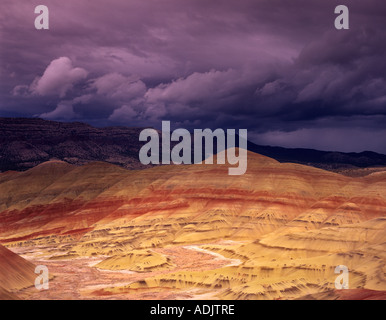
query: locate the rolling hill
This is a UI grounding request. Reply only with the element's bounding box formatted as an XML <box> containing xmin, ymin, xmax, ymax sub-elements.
<box><xmin>0</xmin><ymin>149</ymin><xmax>385</xmax><ymax>299</ymax></box>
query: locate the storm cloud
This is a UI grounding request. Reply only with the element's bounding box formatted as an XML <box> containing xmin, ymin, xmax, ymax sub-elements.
<box><xmin>1</xmin><ymin>0</ymin><xmax>386</xmax><ymax>152</ymax></box>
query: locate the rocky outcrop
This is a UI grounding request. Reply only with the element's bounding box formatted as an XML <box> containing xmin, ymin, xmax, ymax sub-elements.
<box><xmin>0</xmin><ymin>117</ymin><xmax>147</xmax><ymax>171</ymax></box>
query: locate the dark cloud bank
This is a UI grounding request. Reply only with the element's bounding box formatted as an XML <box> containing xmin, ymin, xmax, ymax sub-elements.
<box><xmin>1</xmin><ymin>0</ymin><xmax>386</xmax><ymax>153</ymax></box>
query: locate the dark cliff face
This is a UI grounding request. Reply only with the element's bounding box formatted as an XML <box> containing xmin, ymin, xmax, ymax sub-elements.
<box><xmin>0</xmin><ymin>118</ymin><xmax>148</xmax><ymax>171</ymax></box>
<box><xmin>1</xmin><ymin>117</ymin><xmax>386</xmax><ymax>172</ymax></box>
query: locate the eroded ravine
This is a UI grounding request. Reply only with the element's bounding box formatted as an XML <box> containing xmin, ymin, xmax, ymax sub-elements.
<box><xmin>12</xmin><ymin>242</ymin><xmax>242</xmax><ymax>300</ymax></box>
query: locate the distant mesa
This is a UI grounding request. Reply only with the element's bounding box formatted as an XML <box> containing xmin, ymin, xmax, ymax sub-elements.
<box><xmin>1</xmin><ymin>117</ymin><xmax>386</xmax><ymax>174</ymax></box>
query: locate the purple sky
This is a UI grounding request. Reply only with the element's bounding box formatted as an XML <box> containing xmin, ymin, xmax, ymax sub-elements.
<box><xmin>1</xmin><ymin>0</ymin><xmax>386</xmax><ymax>153</ymax></box>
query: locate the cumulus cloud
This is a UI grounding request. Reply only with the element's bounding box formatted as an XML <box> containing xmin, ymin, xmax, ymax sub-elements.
<box><xmin>108</xmin><ymin>105</ymin><xmax>137</xmax><ymax>122</ymax></box>
<box><xmin>145</xmin><ymin>69</ymin><xmax>239</xmax><ymax>105</ymax></box>
<box><xmin>29</xmin><ymin>57</ymin><xmax>88</xmax><ymax>98</ymax></box>
<box><xmin>12</xmin><ymin>85</ymin><xmax>30</xmax><ymax>97</ymax></box>
<box><xmin>39</xmin><ymin>101</ymin><xmax>78</xmax><ymax>120</ymax></box>
<box><xmin>253</xmin><ymin>28</ymin><xmax>386</xmax><ymax>121</ymax></box>
<box><xmin>91</xmin><ymin>73</ymin><xmax>146</xmax><ymax>100</ymax></box>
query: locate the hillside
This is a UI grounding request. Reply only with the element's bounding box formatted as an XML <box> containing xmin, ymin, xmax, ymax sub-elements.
<box><xmin>0</xmin><ymin>150</ymin><xmax>385</xmax><ymax>299</ymax></box>
<box><xmin>0</xmin><ymin>244</ymin><xmax>36</xmax><ymax>300</ymax></box>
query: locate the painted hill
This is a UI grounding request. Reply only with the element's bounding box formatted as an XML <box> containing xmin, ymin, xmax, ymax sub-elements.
<box><xmin>0</xmin><ymin>150</ymin><xmax>385</xmax><ymax>299</ymax></box>
<box><xmin>0</xmin><ymin>244</ymin><xmax>36</xmax><ymax>299</ymax></box>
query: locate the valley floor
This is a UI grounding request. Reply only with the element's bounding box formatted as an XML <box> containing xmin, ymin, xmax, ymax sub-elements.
<box><xmin>12</xmin><ymin>242</ymin><xmax>242</xmax><ymax>300</ymax></box>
